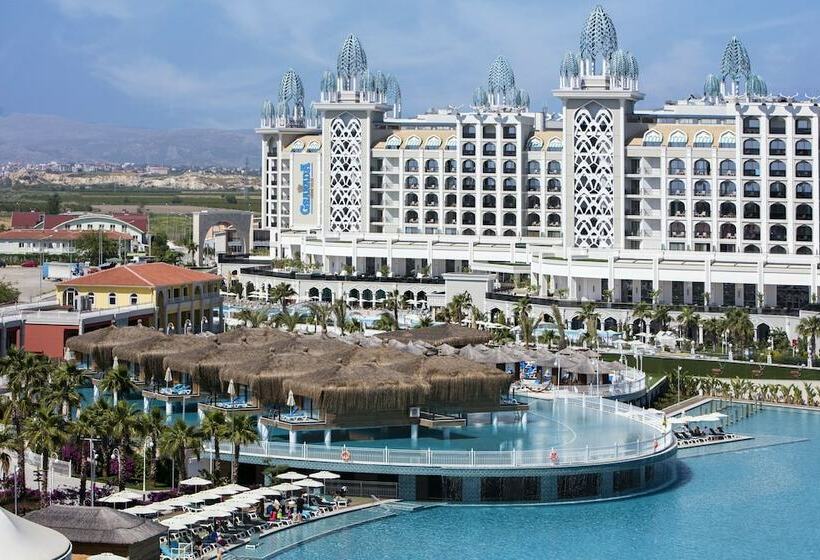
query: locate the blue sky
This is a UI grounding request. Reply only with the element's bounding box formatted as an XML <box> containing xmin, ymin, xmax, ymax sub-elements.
<box><xmin>2</xmin><ymin>0</ymin><xmax>818</xmax><ymax>130</ymax></box>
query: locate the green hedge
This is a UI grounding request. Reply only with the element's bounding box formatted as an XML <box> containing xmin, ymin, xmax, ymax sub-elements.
<box><xmin>0</xmin><ymin>253</ymin><xmax>79</xmax><ymax>265</ymax></box>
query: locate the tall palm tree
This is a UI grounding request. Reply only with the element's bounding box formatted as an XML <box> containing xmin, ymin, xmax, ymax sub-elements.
<box><xmin>578</xmin><ymin>302</ymin><xmax>599</xmax><ymax>343</ymax></box>
<box><xmin>550</xmin><ymin>304</ymin><xmax>567</xmax><ymax>349</ymax></box>
<box><xmin>225</xmin><ymin>415</ymin><xmax>258</xmax><ymax>483</ymax></box>
<box><xmin>331</xmin><ymin>299</ymin><xmax>349</xmax><ymax>335</ymax></box>
<box><xmin>447</xmin><ymin>292</ymin><xmax>472</xmax><ymax>324</ymax></box>
<box><xmin>702</xmin><ymin>317</ymin><xmax>724</xmax><ymax>351</ymax></box>
<box><xmin>108</xmin><ymin>401</ymin><xmax>139</xmax><ymax>490</ymax></box>
<box><xmin>383</xmin><ymin>290</ymin><xmax>406</xmax><ymax>330</ymax></box>
<box><xmin>24</xmin><ymin>405</ymin><xmax>66</xmax><ymax>508</ymax></box>
<box><xmin>539</xmin><ymin>329</ymin><xmax>557</xmax><ymax>349</ymax></box>
<box><xmin>70</xmin><ymin>408</ymin><xmax>97</xmax><ymax>505</ymax></box>
<box><xmin>797</xmin><ymin>315</ymin><xmax>820</xmax><ymax>357</ymax></box>
<box><xmin>416</xmin><ymin>315</ymin><xmax>434</xmax><ymax>328</ymax></box>
<box><xmin>0</xmin><ymin>423</ymin><xmax>17</xmax><ymax>478</ymax></box>
<box><xmin>135</xmin><ymin>408</ymin><xmax>165</xmax><ymax>487</ymax></box>
<box><xmin>519</xmin><ymin>313</ymin><xmax>541</xmax><ymax>347</ymax></box>
<box><xmin>653</xmin><ymin>305</ymin><xmax>672</xmax><ymax>332</ymax></box>
<box><xmin>159</xmin><ymin>420</ymin><xmax>202</xmax><ymax>488</ymax></box>
<box><xmin>676</xmin><ymin>306</ymin><xmax>701</xmax><ymax>342</ymax></box>
<box><xmin>470</xmin><ymin>307</ymin><xmax>486</xmax><ymax>329</ymax></box>
<box><xmin>270</xmin><ymin>282</ymin><xmax>296</xmax><ymax>313</ymax></box>
<box><xmin>235</xmin><ymin>307</ymin><xmax>270</xmax><ymax>328</ymax></box>
<box><xmin>274</xmin><ymin>310</ymin><xmax>300</xmax><ymax>332</ymax></box>
<box><xmin>723</xmin><ymin>308</ymin><xmax>754</xmax><ymax>350</ymax></box>
<box><xmin>631</xmin><ymin>302</ymin><xmax>651</xmax><ymax>333</ymax></box>
<box><xmin>99</xmin><ymin>365</ymin><xmax>137</xmax><ymax>406</ymax></box>
<box><xmin>513</xmin><ymin>296</ymin><xmax>532</xmax><ymax>325</ymax></box>
<box><xmin>373</xmin><ymin>312</ymin><xmax>398</xmax><ymax>331</ymax></box>
<box><xmin>306</xmin><ymin>302</ymin><xmax>331</xmax><ymax>334</ymax></box>
<box><xmin>47</xmin><ymin>363</ymin><xmax>83</xmax><ymax>420</ymax></box>
<box><xmin>199</xmin><ymin>410</ymin><xmax>228</xmax><ymax>479</ymax></box>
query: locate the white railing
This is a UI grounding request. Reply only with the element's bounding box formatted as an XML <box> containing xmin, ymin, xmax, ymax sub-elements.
<box><xmin>536</xmin><ymin>367</ymin><xmax>646</xmax><ymax>398</ymax></box>
<box><xmin>206</xmin><ymin>396</ymin><xmax>673</xmax><ymax>469</ymax></box>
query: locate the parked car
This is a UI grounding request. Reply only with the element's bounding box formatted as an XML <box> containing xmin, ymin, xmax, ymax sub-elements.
<box><xmin>21</xmin><ymin>260</ymin><xmax>38</xmax><ymax>268</ymax></box>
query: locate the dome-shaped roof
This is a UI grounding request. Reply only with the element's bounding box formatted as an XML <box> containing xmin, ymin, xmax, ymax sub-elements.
<box><xmin>579</xmin><ymin>5</ymin><xmax>618</xmax><ymax>61</ymax></box>
<box><xmin>626</xmin><ymin>51</ymin><xmax>639</xmax><ymax>79</ymax></box>
<box><xmin>704</xmin><ymin>73</ymin><xmax>721</xmax><ymax>97</ymax></box>
<box><xmin>386</xmin><ymin>74</ymin><xmax>401</xmax><ymax>101</ymax></box>
<box><xmin>337</xmin><ymin>33</ymin><xmax>368</xmax><ymax>78</ymax></box>
<box><xmin>488</xmin><ymin>56</ymin><xmax>516</xmax><ymax>94</ymax></box>
<box><xmin>747</xmin><ymin>74</ymin><xmax>767</xmax><ymax>97</ymax></box>
<box><xmin>260</xmin><ymin>99</ymin><xmax>273</xmax><ymax>119</ymax></box>
<box><xmin>720</xmin><ymin>36</ymin><xmax>751</xmax><ymax>81</ymax></box>
<box><xmin>473</xmin><ymin>86</ymin><xmax>488</xmax><ymax>106</ymax></box>
<box><xmin>278</xmin><ymin>69</ymin><xmax>304</xmax><ymax>103</ymax></box>
<box><xmin>559</xmin><ymin>52</ymin><xmax>580</xmax><ymax>78</ymax></box>
<box><xmin>320</xmin><ymin>70</ymin><xmax>336</xmax><ymax>93</ymax></box>
<box><xmin>609</xmin><ymin>49</ymin><xmax>628</xmax><ymax>77</ymax></box>
<box><xmin>374</xmin><ymin>71</ymin><xmax>387</xmax><ymax>95</ymax></box>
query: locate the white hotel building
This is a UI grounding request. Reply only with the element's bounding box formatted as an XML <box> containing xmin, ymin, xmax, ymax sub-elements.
<box><xmin>225</xmin><ymin>6</ymin><xmax>820</xmax><ymax>341</ymax></box>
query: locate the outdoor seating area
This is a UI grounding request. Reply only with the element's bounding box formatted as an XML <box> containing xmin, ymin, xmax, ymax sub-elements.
<box><xmin>670</xmin><ymin>413</ymin><xmax>746</xmax><ymax>447</ymax></box>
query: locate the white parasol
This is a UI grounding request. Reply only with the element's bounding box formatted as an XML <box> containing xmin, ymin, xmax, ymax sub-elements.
<box><xmin>227</xmin><ymin>379</ymin><xmax>236</xmax><ymax>404</ymax></box>
<box><xmin>286</xmin><ymin>389</ymin><xmax>296</xmax><ymax>410</ymax></box>
<box><xmin>271</xmin><ymin>482</ymin><xmax>302</xmax><ymax>493</ymax></box>
<box><xmin>164</xmin><ymin>367</ymin><xmax>173</xmax><ymax>386</ymax></box>
<box><xmin>294</xmin><ymin>478</ymin><xmax>324</xmax><ymax>491</ymax></box>
<box><xmin>179</xmin><ymin>476</ymin><xmax>212</xmax><ymax>487</ymax></box>
<box><xmin>276</xmin><ymin>471</ymin><xmax>306</xmax><ymax>481</ymax></box>
<box><xmin>121</xmin><ymin>505</ymin><xmax>157</xmax><ymax>516</ymax></box>
<box><xmin>112</xmin><ymin>356</ymin><xmax>119</xmax><ymax>370</ymax></box>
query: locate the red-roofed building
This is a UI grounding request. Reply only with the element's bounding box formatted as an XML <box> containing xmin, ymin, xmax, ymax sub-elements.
<box><xmin>0</xmin><ymin>229</ymin><xmax>133</xmax><ymax>256</ymax></box>
<box><xmin>8</xmin><ymin>211</ymin><xmax>148</xmax><ymax>252</ymax></box>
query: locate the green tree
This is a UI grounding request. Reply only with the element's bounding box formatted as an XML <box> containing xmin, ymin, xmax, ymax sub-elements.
<box><xmin>70</xmin><ymin>409</ymin><xmax>97</xmax><ymax>505</ymax></box>
<box><xmin>99</xmin><ymin>365</ymin><xmax>137</xmax><ymax>406</ymax></box>
<box><xmin>797</xmin><ymin>315</ymin><xmax>820</xmax><ymax>357</ymax></box>
<box><xmin>416</xmin><ymin>315</ymin><xmax>434</xmax><ymax>328</ymax></box>
<box><xmin>632</xmin><ymin>302</ymin><xmax>651</xmax><ymax>333</ymax></box>
<box><xmin>75</xmin><ymin>230</ymin><xmax>118</xmax><ymax>265</ymax></box>
<box><xmin>652</xmin><ymin>305</ymin><xmax>672</xmax><ymax>331</ymax></box>
<box><xmin>46</xmin><ymin>363</ymin><xmax>83</xmax><ymax>420</ymax></box>
<box><xmin>274</xmin><ymin>310</ymin><xmax>300</xmax><ymax>332</ymax></box>
<box><xmin>676</xmin><ymin>306</ymin><xmax>701</xmax><ymax>342</ymax></box>
<box><xmin>200</xmin><ymin>410</ymin><xmax>228</xmax><ymax>480</ymax></box>
<box><xmin>383</xmin><ymin>290</ymin><xmax>406</xmax><ymax>330</ymax></box>
<box><xmin>226</xmin><ymin>415</ymin><xmax>258</xmax><ymax>483</ymax></box>
<box><xmin>550</xmin><ymin>304</ymin><xmax>567</xmax><ymax>349</ymax></box>
<box><xmin>108</xmin><ymin>401</ymin><xmax>139</xmax><ymax>490</ymax></box>
<box><xmin>270</xmin><ymin>282</ymin><xmax>296</xmax><ymax>313</ymax></box>
<box><xmin>135</xmin><ymin>408</ymin><xmax>165</xmax><ymax>487</ymax></box>
<box><xmin>45</xmin><ymin>193</ymin><xmax>61</xmax><ymax>214</ymax></box>
<box><xmin>159</xmin><ymin>420</ymin><xmax>202</xmax><ymax>488</ymax></box>
<box><xmin>373</xmin><ymin>312</ymin><xmax>398</xmax><ymax>331</ymax></box>
<box><xmin>519</xmin><ymin>312</ymin><xmax>541</xmax><ymax>347</ymax></box>
<box><xmin>235</xmin><ymin>307</ymin><xmax>270</xmax><ymax>328</ymax></box>
<box><xmin>0</xmin><ymin>427</ymin><xmax>16</xmax><ymax>478</ymax></box>
<box><xmin>723</xmin><ymin>308</ymin><xmax>754</xmax><ymax>350</ymax></box>
<box><xmin>306</xmin><ymin>302</ymin><xmax>331</xmax><ymax>334</ymax></box>
<box><xmin>0</xmin><ymin>280</ymin><xmax>20</xmax><ymax>304</ymax></box>
<box><xmin>331</xmin><ymin>299</ymin><xmax>349</xmax><ymax>335</ymax></box>
<box><xmin>24</xmin><ymin>405</ymin><xmax>66</xmax><ymax>508</ymax></box>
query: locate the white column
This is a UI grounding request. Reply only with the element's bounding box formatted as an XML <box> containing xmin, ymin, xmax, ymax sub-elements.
<box><xmin>324</xmin><ymin>429</ymin><xmax>332</xmax><ymax>447</ymax></box>
<box><xmin>165</xmin><ymin>401</ymin><xmax>173</xmax><ymax>418</ymax></box>
<box><xmin>93</xmin><ymin>385</ymin><xmax>100</xmax><ymax>402</ymax></box>
<box><xmin>143</xmin><ymin>397</ymin><xmax>149</xmax><ymax>413</ymax></box>
<box><xmin>410</xmin><ymin>424</ymin><xmax>418</xmax><ymax>441</ymax></box>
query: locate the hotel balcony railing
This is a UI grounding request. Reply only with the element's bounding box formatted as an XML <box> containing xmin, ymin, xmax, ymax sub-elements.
<box><xmin>209</xmin><ymin>396</ymin><xmax>671</xmax><ymax>469</ymax></box>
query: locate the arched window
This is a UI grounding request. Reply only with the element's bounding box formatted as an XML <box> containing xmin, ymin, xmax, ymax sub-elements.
<box><xmin>424</xmin><ymin>210</ymin><xmax>438</xmax><ymax>223</ymax></box>
<box><xmin>719</xmin><ymin>202</ymin><xmax>736</xmax><ymax>218</ymax></box>
<box><xmin>463</xmin><ymin>125</ymin><xmax>476</xmax><ymax>138</ymax></box>
<box><xmin>503</xmin><ymin>178</ymin><xmax>516</xmax><ymax>191</ymax></box>
<box><xmin>424</xmin><ymin>193</ymin><xmax>438</xmax><ymax>206</ymax></box>
<box><xmin>769</xmin><ymin>224</ymin><xmax>787</xmax><ymax>241</ymax></box>
<box><xmin>405</xmin><ymin>158</ymin><xmax>418</xmax><ymax>172</ymax></box>
<box><xmin>444</xmin><ymin>211</ymin><xmax>457</xmax><ymax>224</ymax></box>
<box><xmin>290</xmin><ymin>140</ymin><xmax>304</xmax><ymax>152</ymax></box>
<box><xmin>424</xmin><ymin>159</ymin><xmax>438</xmax><ymax>172</ymax></box>
<box><xmin>503</xmin><ymin>212</ymin><xmax>516</xmax><ymax>226</ymax></box>
<box><xmin>462</xmin><ymin>142</ymin><xmax>475</xmax><ymax>156</ymax></box>
<box><xmin>796</xmin><ymin>225</ymin><xmax>813</xmax><ymax>242</ymax></box>
<box><xmin>743</xmin><ymin>138</ymin><xmax>760</xmax><ymax>155</ymax></box>
<box><xmin>483</xmin><ymin>142</ymin><xmax>496</xmax><ymax>156</ymax></box>
<box><xmin>769</xmin><ymin>203</ymin><xmax>786</xmax><ymax>220</ymax></box>
<box><xmin>445</xmin><ymin>176</ymin><xmax>456</xmax><ymax>189</ymax></box>
<box><xmin>527</xmin><ymin>213</ymin><xmax>540</xmax><ymax>227</ymax></box>
<box><xmin>547</xmin><ymin>138</ymin><xmax>563</xmax><ymax>151</ymax></box>
<box><xmin>668</xmin><ymin>179</ymin><xmax>685</xmax><ymax>196</ymax></box>
<box><xmin>444</xmin><ymin>159</ymin><xmax>457</xmax><ymax>173</ymax></box>
<box><xmin>406</xmin><ymin>135</ymin><xmax>422</xmax><ymax>149</ymax></box>
<box><xmin>547</xmin><ymin>161</ymin><xmax>561</xmax><ymax>174</ymax></box>
<box><xmin>445</xmin><ymin>136</ymin><xmax>457</xmax><ymax>150</ymax></box>
<box><xmin>527</xmin><ymin>137</ymin><xmax>544</xmax><ymax>150</ymax></box>
<box><xmin>527</xmin><ymin>161</ymin><xmax>540</xmax><ymax>174</ymax></box>
<box><xmin>503</xmin><ymin>195</ymin><xmax>516</xmax><ymax>209</ymax></box>
<box><xmin>693</xmin><ymin>130</ymin><xmax>713</xmax><ymax>147</ymax></box>
<box><xmin>462</xmin><ymin>211</ymin><xmax>475</xmax><ymax>225</ymax></box>
<box><xmin>669</xmin><ymin>200</ymin><xmax>686</xmax><ymax>217</ymax></box>
<box><xmin>482</xmin><ymin>212</ymin><xmax>496</xmax><ymax>226</ymax></box>
<box><xmin>743</xmin><ymin>181</ymin><xmax>760</xmax><ymax>198</ymax></box>
<box><xmin>693</xmin><ymin>159</ymin><xmax>710</xmax><ymax>176</ymax></box>
<box><xmin>770</xmin><ymin>245</ymin><xmax>786</xmax><ymax>254</ymax></box>
<box><xmin>130</xmin><ymin>293</ymin><xmax>138</xmax><ymax>305</ymax></box>
<box><xmin>547</xmin><ymin>179</ymin><xmax>561</xmax><ymax>192</ymax></box>
<box><xmin>482</xmin><ymin>194</ymin><xmax>496</xmax><ymax>208</ymax></box>
<box><xmin>405</xmin><ymin>176</ymin><xmax>419</xmax><ymax>188</ymax></box>
<box><xmin>462</xmin><ymin>160</ymin><xmax>475</xmax><ymax>173</ymax></box>
<box><xmin>444</xmin><ymin>194</ymin><xmax>457</xmax><ymax>207</ymax></box>
<box><xmin>526</xmin><ymin>195</ymin><xmax>540</xmax><ymax>209</ymax></box>
<box><xmin>694</xmin><ymin>180</ymin><xmax>711</xmax><ymax>196</ymax></box>
<box><xmin>482</xmin><ymin>160</ymin><xmax>496</xmax><ymax>173</ymax></box>
<box><xmin>694</xmin><ymin>201</ymin><xmax>711</xmax><ymax>217</ymax></box>
<box><xmin>668</xmin><ymin>222</ymin><xmax>686</xmax><ymax>238</ymax></box>
<box><xmin>108</xmin><ymin>293</ymin><xmax>117</xmax><ymax>305</ymax></box>
<box><xmin>547</xmin><ymin>213</ymin><xmax>561</xmax><ymax>227</ymax></box>
<box><xmin>769</xmin><ymin>182</ymin><xmax>786</xmax><ymax>198</ymax></box>
<box><xmin>404</xmin><ymin>210</ymin><xmax>418</xmax><ymax>223</ymax></box>
<box><xmin>796</xmin><ymin>117</ymin><xmax>812</xmax><ymax>135</ymax></box>
<box><xmin>769</xmin><ymin>116</ymin><xmax>786</xmax><ymax>134</ymax></box>
<box><xmin>482</xmin><ymin>125</ymin><xmax>496</xmax><ymax>138</ymax></box>
<box><xmin>797</xmin><ymin>246</ymin><xmax>813</xmax><ymax>255</ymax></box>
<box><xmin>796</xmin><ymin>182</ymin><xmax>813</xmax><ymax>199</ymax></box>
<box><xmin>527</xmin><ymin>178</ymin><xmax>540</xmax><ymax>191</ymax></box>
<box><xmin>743</xmin><ymin>224</ymin><xmax>761</xmax><ymax>240</ymax></box>
<box><xmin>482</xmin><ymin>177</ymin><xmax>496</xmax><ymax>190</ymax></box>
<box><xmin>503</xmin><ymin>160</ymin><xmax>516</xmax><ymax>174</ymax></box>
<box><xmin>720</xmin><ymin>223</ymin><xmax>736</xmax><ymax>239</ymax></box>
<box><xmin>769</xmin><ymin>139</ymin><xmax>786</xmax><ymax>155</ymax></box>
<box><xmin>796</xmin><ymin>203</ymin><xmax>813</xmax><ymax>221</ymax></box>
<box><xmin>425</xmin><ymin>135</ymin><xmax>442</xmax><ymax>149</ymax></box>
<box><xmin>547</xmin><ymin>196</ymin><xmax>561</xmax><ymax>209</ymax></box>
<box><xmin>769</xmin><ymin>160</ymin><xmax>786</xmax><ymax>177</ymax></box>
<box><xmin>796</xmin><ymin>160</ymin><xmax>812</xmax><ymax>178</ymax></box>
<box><xmin>718</xmin><ymin>131</ymin><xmax>736</xmax><ymax>148</ymax></box>
<box><xmin>462</xmin><ymin>177</ymin><xmax>475</xmax><ymax>190</ymax></box>
<box><xmin>719</xmin><ymin>181</ymin><xmax>736</xmax><ymax>197</ymax></box>
<box><xmin>719</xmin><ymin>160</ymin><xmax>736</xmax><ymax>176</ymax></box>
<box><xmin>669</xmin><ymin>130</ymin><xmax>687</xmax><ymax>147</ymax></box>
<box><xmin>385</xmin><ymin>135</ymin><xmax>401</xmax><ymax>149</ymax></box>
<box><xmin>796</xmin><ymin>139</ymin><xmax>812</xmax><ymax>156</ymax></box>
<box><xmin>463</xmin><ymin>228</ymin><xmax>475</xmax><ymax>235</ymax></box>
<box><xmin>743</xmin><ymin>160</ymin><xmax>760</xmax><ymax>177</ymax></box>
<box><xmin>744</xmin><ymin>244</ymin><xmax>761</xmax><ymax>253</ymax></box>
<box><xmin>694</xmin><ymin>222</ymin><xmax>711</xmax><ymax>238</ymax></box>
<box><xmin>404</xmin><ymin>193</ymin><xmax>418</xmax><ymax>206</ymax></box>
<box><xmin>642</xmin><ymin>129</ymin><xmax>662</xmax><ymax>146</ymax></box>
<box><xmin>743</xmin><ymin>202</ymin><xmax>760</xmax><ymax>219</ymax></box>
<box><xmin>668</xmin><ymin>159</ymin><xmax>685</xmax><ymax>175</ymax></box>
<box><xmin>87</xmin><ymin>292</ymin><xmax>95</xmax><ymax>305</ymax></box>
<box><xmin>743</xmin><ymin>116</ymin><xmax>760</xmax><ymax>134</ymax></box>
<box><xmin>307</xmin><ymin>141</ymin><xmax>321</xmax><ymax>152</ymax></box>
<box><xmin>503</xmin><ymin>143</ymin><xmax>516</xmax><ymax>156</ymax></box>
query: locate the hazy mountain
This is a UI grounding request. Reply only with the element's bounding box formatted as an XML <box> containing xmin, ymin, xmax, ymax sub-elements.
<box><xmin>0</xmin><ymin>113</ymin><xmax>259</xmax><ymax>168</ymax></box>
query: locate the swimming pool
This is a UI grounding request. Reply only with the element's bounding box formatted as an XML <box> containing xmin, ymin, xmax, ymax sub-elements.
<box><xmin>269</xmin><ymin>404</ymin><xmax>820</xmax><ymax>559</ymax></box>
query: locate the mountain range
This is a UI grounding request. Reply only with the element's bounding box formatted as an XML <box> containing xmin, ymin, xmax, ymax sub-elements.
<box><xmin>0</xmin><ymin>113</ymin><xmax>259</xmax><ymax>168</ymax></box>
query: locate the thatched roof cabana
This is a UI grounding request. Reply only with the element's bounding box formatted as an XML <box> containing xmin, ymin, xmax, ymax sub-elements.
<box><xmin>376</xmin><ymin>324</ymin><xmax>492</xmax><ymax>348</ymax></box>
<box><xmin>26</xmin><ymin>506</ymin><xmax>166</xmax><ymax>560</ymax></box>
<box><xmin>66</xmin><ymin>326</ymin><xmax>166</xmax><ymax>370</ymax></box>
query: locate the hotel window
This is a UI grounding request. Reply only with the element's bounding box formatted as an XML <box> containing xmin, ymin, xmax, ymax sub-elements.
<box><xmin>290</xmin><ymin>140</ymin><xmax>304</xmax><ymax>152</ymax></box>
<box><xmin>385</xmin><ymin>135</ymin><xmax>401</xmax><ymax>149</ymax></box>
<box><xmin>444</xmin><ymin>136</ymin><xmax>457</xmax><ymax>150</ymax></box>
<box><xmin>796</xmin><ymin>182</ymin><xmax>813</xmax><ymax>199</ymax></box>
<box><xmin>668</xmin><ymin>130</ymin><xmax>687</xmax><ymax>147</ymax></box>
<box><xmin>718</xmin><ymin>131</ymin><xmax>736</xmax><ymax>148</ymax></box>
<box><xmin>130</xmin><ymin>293</ymin><xmax>138</xmax><ymax>305</ymax></box>
<box><xmin>796</xmin><ymin>139</ymin><xmax>812</xmax><ymax>156</ymax></box>
<box><xmin>796</xmin><ymin>117</ymin><xmax>812</xmax><ymax>135</ymax></box>
<box><xmin>642</xmin><ymin>129</ymin><xmax>662</xmax><ymax>146</ymax></box>
<box><xmin>693</xmin><ymin>130</ymin><xmax>713</xmax><ymax>147</ymax></box>
<box><xmin>547</xmin><ymin>138</ymin><xmax>563</xmax><ymax>152</ymax></box>
<box><xmin>425</xmin><ymin>136</ymin><xmax>442</xmax><ymax>149</ymax></box>
<box><xmin>108</xmin><ymin>293</ymin><xmax>116</xmax><ymax>305</ymax></box>
<box><xmin>796</xmin><ymin>160</ymin><xmax>812</xmax><ymax>178</ymax></box>
<box><xmin>527</xmin><ymin>138</ymin><xmax>544</xmax><ymax>151</ymax></box>
<box><xmin>406</xmin><ymin>136</ymin><xmax>422</xmax><ymax>149</ymax></box>
<box><xmin>87</xmin><ymin>293</ymin><xmax>95</xmax><ymax>305</ymax></box>
<box><xmin>306</xmin><ymin>141</ymin><xmax>321</xmax><ymax>152</ymax></box>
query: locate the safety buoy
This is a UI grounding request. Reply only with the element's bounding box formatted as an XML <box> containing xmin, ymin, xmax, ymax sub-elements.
<box><xmin>340</xmin><ymin>449</ymin><xmax>351</xmax><ymax>462</ymax></box>
<box><xmin>549</xmin><ymin>449</ymin><xmax>559</xmax><ymax>464</ymax></box>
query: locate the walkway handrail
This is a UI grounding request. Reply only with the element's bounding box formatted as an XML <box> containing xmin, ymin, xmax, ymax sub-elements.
<box><xmin>207</xmin><ymin>395</ymin><xmax>673</xmax><ymax>469</ymax></box>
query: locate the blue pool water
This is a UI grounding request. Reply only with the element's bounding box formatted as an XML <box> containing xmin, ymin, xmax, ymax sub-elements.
<box><xmin>270</xmin><ymin>405</ymin><xmax>820</xmax><ymax>560</ymax></box>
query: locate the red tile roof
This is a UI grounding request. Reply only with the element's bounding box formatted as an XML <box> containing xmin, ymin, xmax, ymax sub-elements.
<box><xmin>0</xmin><ymin>229</ymin><xmax>132</xmax><ymax>241</ymax></box>
<box><xmin>11</xmin><ymin>211</ymin><xmax>43</xmax><ymax>229</ymax></box>
<box><xmin>10</xmin><ymin>212</ymin><xmax>148</xmax><ymax>234</ymax></box>
<box><xmin>113</xmin><ymin>213</ymin><xmax>149</xmax><ymax>232</ymax></box>
<box><xmin>60</xmin><ymin>263</ymin><xmax>219</xmax><ymax>288</ymax></box>
<box><xmin>43</xmin><ymin>214</ymin><xmax>76</xmax><ymax>229</ymax></box>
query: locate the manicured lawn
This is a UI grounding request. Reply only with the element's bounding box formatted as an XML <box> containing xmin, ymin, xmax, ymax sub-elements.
<box><xmin>603</xmin><ymin>352</ymin><xmax>820</xmax><ymax>380</ymax></box>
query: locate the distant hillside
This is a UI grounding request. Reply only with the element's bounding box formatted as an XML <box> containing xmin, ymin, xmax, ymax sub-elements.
<box><xmin>0</xmin><ymin>113</ymin><xmax>259</xmax><ymax>168</ymax></box>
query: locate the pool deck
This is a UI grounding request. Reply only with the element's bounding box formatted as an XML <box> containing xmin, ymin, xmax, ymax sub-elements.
<box><xmin>207</xmin><ymin>498</ymin><xmax>393</xmax><ymax>560</ymax></box>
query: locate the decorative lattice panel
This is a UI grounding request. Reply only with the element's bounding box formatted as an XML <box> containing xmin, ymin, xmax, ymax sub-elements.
<box><xmin>573</xmin><ymin>103</ymin><xmax>614</xmax><ymax>248</ymax></box>
<box><xmin>328</xmin><ymin>116</ymin><xmax>363</xmax><ymax>232</ymax></box>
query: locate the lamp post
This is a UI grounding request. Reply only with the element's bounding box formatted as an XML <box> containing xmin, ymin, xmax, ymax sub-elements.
<box><xmin>677</xmin><ymin>365</ymin><xmax>682</xmax><ymax>404</ymax></box>
<box><xmin>83</xmin><ymin>437</ymin><xmax>101</xmax><ymax>507</ymax></box>
<box><xmin>142</xmin><ymin>437</ymin><xmax>153</xmax><ymax>494</ymax></box>
<box><xmin>111</xmin><ymin>448</ymin><xmax>122</xmax><ymax>491</ymax></box>
<box><xmin>49</xmin><ymin>452</ymin><xmax>58</xmax><ymax>505</ymax></box>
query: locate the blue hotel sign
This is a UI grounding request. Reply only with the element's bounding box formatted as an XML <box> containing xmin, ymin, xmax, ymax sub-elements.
<box><xmin>299</xmin><ymin>162</ymin><xmax>312</xmax><ymax>215</ymax></box>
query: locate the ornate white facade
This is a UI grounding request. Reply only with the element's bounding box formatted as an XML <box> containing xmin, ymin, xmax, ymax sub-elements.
<box><xmin>252</xmin><ymin>7</ymin><xmax>820</xmax><ymax>326</ymax></box>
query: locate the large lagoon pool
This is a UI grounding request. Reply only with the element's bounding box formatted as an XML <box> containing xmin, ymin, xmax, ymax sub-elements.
<box><xmin>269</xmin><ymin>405</ymin><xmax>819</xmax><ymax>560</ymax></box>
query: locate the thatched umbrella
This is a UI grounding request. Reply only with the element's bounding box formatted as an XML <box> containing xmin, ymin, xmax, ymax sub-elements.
<box><xmin>376</xmin><ymin>324</ymin><xmax>492</xmax><ymax>348</ymax></box>
<box><xmin>66</xmin><ymin>326</ymin><xmax>164</xmax><ymax>370</ymax></box>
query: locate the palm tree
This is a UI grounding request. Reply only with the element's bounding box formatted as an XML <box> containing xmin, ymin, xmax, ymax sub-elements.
<box><xmin>331</xmin><ymin>299</ymin><xmax>349</xmax><ymax>335</ymax></box>
<box><xmin>306</xmin><ymin>302</ymin><xmax>332</xmax><ymax>334</ymax></box>
<box><xmin>270</xmin><ymin>282</ymin><xmax>296</xmax><ymax>313</ymax></box>
<box><xmin>384</xmin><ymin>290</ymin><xmax>406</xmax><ymax>330</ymax></box>
<box><xmin>99</xmin><ymin>365</ymin><xmax>137</xmax><ymax>406</ymax></box>
<box><xmin>225</xmin><ymin>415</ymin><xmax>258</xmax><ymax>483</ymax></box>
<box><xmin>538</xmin><ymin>329</ymin><xmax>557</xmax><ymax>349</ymax></box>
<box><xmin>702</xmin><ymin>317</ymin><xmax>723</xmax><ymax>351</ymax></box>
<box><xmin>24</xmin><ymin>405</ymin><xmax>66</xmax><ymax>508</ymax></box>
<box><xmin>235</xmin><ymin>307</ymin><xmax>270</xmax><ymax>328</ymax></box>
<box><xmin>513</xmin><ymin>296</ymin><xmax>532</xmax><ymax>325</ymax></box>
<box><xmin>199</xmin><ymin>410</ymin><xmax>228</xmax><ymax>479</ymax></box>
<box><xmin>274</xmin><ymin>310</ymin><xmax>300</xmax><ymax>332</ymax></box>
<box><xmin>159</xmin><ymin>420</ymin><xmax>202</xmax><ymax>488</ymax></box>
<box><xmin>184</xmin><ymin>238</ymin><xmax>198</xmax><ymax>264</ymax></box>
<box><xmin>723</xmin><ymin>308</ymin><xmax>754</xmax><ymax>350</ymax></box>
<box><xmin>70</xmin><ymin>408</ymin><xmax>97</xmax><ymax>504</ymax></box>
<box><xmin>135</xmin><ymin>408</ymin><xmax>165</xmax><ymax>487</ymax></box>
<box><xmin>108</xmin><ymin>401</ymin><xmax>139</xmax><ymax>490</ymax></box>
<box><xmin>492</xmin><ymin>328</ymin><xmax>514</xmax><ymax>345</ymax></box>
<box><xmin>797</xmin><ymin>315</ymin><xmax>820</xmax><ymax>358</ymax></box>
<box><xmin>652</xmin><ymin>305</ymin><xmax>672</xmax><ymax>331</ymax></box>
<box><xmin>676</xmin><ymin>306</ymin><xmax>701</xmax><ymax>342</ymax></box>
<box><xmin>578</xmin><ymin>302</ymin><xmax>599</xmax><ymax>344</ymax></box>
<box><xmin>550</xmin><ymin>304</ymin><xmax>567</xmax><ymax>349</ymax></box>
<box><xmin>416</xmin><ymin>315</ymin><xmax>434</xmax><ymax>328</ymax></box>
<box><xmin>446</xmin><ymin>292</ymin><xmax>472</xmax><ymax>324</ymax></box>
<box><xmin>373</xmin><ymin>312</ymin><xmax>398</xmax><ymax>331</ymax></box>
<box><xmin>632</xmin><ymin>302</ymin><xmax>651</xmax><ymax>333</ymax></box>
<box><xmin>0</xmin><ymin>424</ymin><xmax>17</xmax><ymax>478</ymax></box>
<box><xmin>649</xmin><ymin>288</ymin><xmax>662</xmax><ymax>308</ymax></box>
<box><xmin>47</xmin><ymin>363</ymin><xmax>83</xmax><ymax>419</ymax></box>
<box><xmin>519</xmin><ymin>313</ymin><xmax>541</xmax><ymax>347</ymax></box>
<box><xmin>470</xmin><ymin>307</ymin><xmax>486</xmax><ymax>330</ymax></box>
